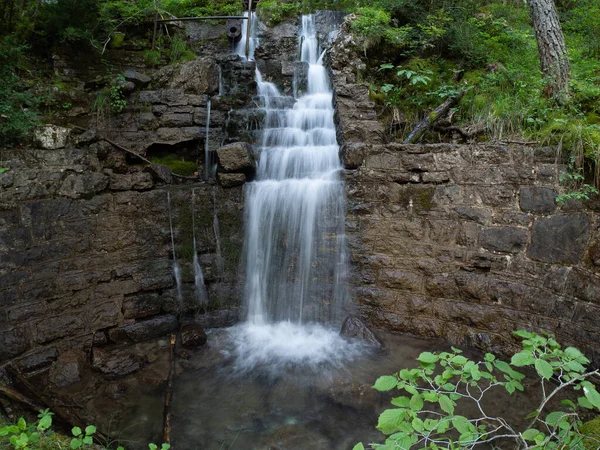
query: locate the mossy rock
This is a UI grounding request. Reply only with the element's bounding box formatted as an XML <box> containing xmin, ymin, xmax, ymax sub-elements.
<box><xmin>581</xmin><ymin>416</ymin><xmax>600</xmax><ymax>450</ymax></box>
<box><xmin>150</xmin><ymin>154</ymin><xmax>197</xmax><ymax>176</ymax></box>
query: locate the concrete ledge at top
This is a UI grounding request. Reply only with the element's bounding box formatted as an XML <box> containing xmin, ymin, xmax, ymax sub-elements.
<box><xmin>34</xmin><ymin>125</ymin><xmax>72</xmax><ymax>150</ymax></box>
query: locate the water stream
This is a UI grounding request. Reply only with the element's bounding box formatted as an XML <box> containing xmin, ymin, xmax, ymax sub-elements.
<box><xmin>192</xmin><ymin>189</ymin><xmax>209</xmax><ymax>305</ymax></box>
<box><xmin>167</xmin><ymin>192</ymin><xmax>182</xmax><ymax>304</ymax></box>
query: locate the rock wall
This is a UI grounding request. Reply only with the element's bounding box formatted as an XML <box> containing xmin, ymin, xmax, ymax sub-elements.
<box><xmin>341</xmin><ymin>142</ymin><xmax>600</xmax><ymax>362</ymax></box>
<box><xmin>0</xmin><ymin>145</ymin><xmax>244</xmax><ymax>368</ymax></box>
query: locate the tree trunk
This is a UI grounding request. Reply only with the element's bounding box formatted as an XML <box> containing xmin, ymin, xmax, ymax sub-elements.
<box><xmin>528</xmin><ymin>0</ymin><xmax>570</xmax><ymax>102</ymax></box>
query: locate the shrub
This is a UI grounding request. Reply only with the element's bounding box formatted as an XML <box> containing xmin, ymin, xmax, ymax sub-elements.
<box><xmin>257</xmin><ymin>0</ymin><xmax>301</xmax><ymax>27</ymax></box>
<box><xmin>359</xmin><ymin>330</ymin><xmax>600</xmax><ymax>449</ymax></box>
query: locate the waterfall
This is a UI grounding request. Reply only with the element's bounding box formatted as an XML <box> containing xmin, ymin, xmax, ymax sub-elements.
<box><xmin>192</xmin><ymin>189</ymin><xmax>208</xmax><ymax>305</ymax></box>
<box><xmin>204</xmin><ymin>97</ymin><xmax>212</xmax><ymax>179</ymax></box>
<box><xmin>167</xmin><ymin>192</ymin><xmax>183</xmax><ymax>303</ymax></box>
<box><xmin>235</xmin><ymin>11</ymin><xmax>259</xmax><ymax>61</ymax></box>
<box><xmin>232</xmin><ymin>15</ymin><xmax>353</xmax><ymax>369</ymax></box>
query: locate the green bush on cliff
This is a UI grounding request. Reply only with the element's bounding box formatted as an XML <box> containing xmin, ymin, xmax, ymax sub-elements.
<box><xmin>150</xmin><ymin>154</ymin><xmax>198</xmax><ymax>176</ymax></box>
<box><xmin>257</xmin><ymin>0</ymin><xmax>301</xmax><ymax>27</ymax></box>
<box><xmin>358</xmin><ymin>330</ymin><xmax>600</xmax><ymax>450</ymax></box>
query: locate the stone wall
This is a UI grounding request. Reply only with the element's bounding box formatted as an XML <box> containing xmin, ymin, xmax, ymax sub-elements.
<box><xmin>341</xmin><ymin>142</ymin><xmax>600</xmax><ymax>363</ymax></box>
<box><xmin>0</xmin><ymin>145</ymin><xmax>244</xmax><ymax>368</ymax></box>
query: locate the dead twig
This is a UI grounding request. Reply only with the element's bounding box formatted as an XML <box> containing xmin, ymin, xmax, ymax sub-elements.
<box><xmin>162</xmin><ymin>333</ymin><xmax>177</xmax><ymax>445</ymax></box>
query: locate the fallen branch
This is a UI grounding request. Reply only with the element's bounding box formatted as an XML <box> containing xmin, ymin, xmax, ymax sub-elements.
<box><xmin>7</xmin><ymin>364</ymin><xmax>111</xmax><ymax>445</ymax></box>
<box><xmin>101</xmin><ymin>138</ymin><xmax>199</xmax><ymax>180</ymax></box>
<box><xmin>162</xmin><ymin>333</ymin><xmax>177</xmax><ymax>445</ymax></box>
<box><xmin>497</xmin><ymin>140</ymin><xmax>539</xmax><ymax>146</ymax></box>
<box><xmin>438</xmin><ymin>122</ymin><xmax>487</xmax><ymax>141</ymax></box>
<box><xmin>0</xmin><ymin>386</ymin><xmax>46</xmax><ymax>412</ymax></box>
<box><xmin>403</xmin><ymin>90</ymin><xmax>466</xmax><ymax>144</ymax></box>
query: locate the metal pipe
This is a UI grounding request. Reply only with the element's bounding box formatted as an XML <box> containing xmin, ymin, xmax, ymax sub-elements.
<box><xmin>152</xmin><ymin>9</ymin><xmax>159</xmax><ymax>49</ymax></box>
<box><xmin>156</xmin><ymin>15</ymin><xmax>248</xmax><ymax>23</ymax></box>
<box><xmin>245</xmin><ymin>0</ymin><xmax>252</xmax><ymax>59</ymax></box>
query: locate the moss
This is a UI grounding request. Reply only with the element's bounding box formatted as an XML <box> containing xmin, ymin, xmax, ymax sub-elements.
<box><xmin>417</xmin><ymin>187</ymin><xmax>436</xmax><ymax>211</ymax></box>
<box><xmin>150</xmin><ymin>154</ymin><xmax>197</xmax><ymax>176</ymax></box>
<box><xmin>580</xmin><ymin>416</ymin><xmax>600</xmax><ymax>450</ymax></box>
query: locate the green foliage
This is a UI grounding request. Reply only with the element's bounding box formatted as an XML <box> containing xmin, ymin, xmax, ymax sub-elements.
<box><xmin>257</xmin><ymin>0</ymin><xmax>301</xmax><ymax>27</ymax></box>
<box><xmin>93</xmin><ymin>74</ymin><xmax>128</xmax><ymax>118</ymax></box>
<box><xmin>169</xmin><ymin>35</ymin><xmax>195</xmax><ymax>63</ymax></box>
<box><xmin>362</xmin><ymin>330</ymin><xmax>600</xmax><ymax>449</ymax></box>
<box><xmin>556</xmin><ymin>160</ymin><xmax>599</xmax><ymax>205</ymax></box>
<box><xmin>144</xmin><ymin>49</ymin><xmax>162</xmax><ymax>67</ymax></box>
<box><xmin>0</xmin><ymin>36</ymin><xmax>39</xmax><ymax>148</ymax></box>
<box><xmin>150</xmin><ymin>154</ymin><xmax>198</xmax><ymax>176</ymax></box>
<box><xmin>69</xmin><ymin>425</ymin><xmax>96</xmax><ymax>449</ymax></box>
<box><xmin>0</xmin><ymin>410</ymin><xmax>60</xmax><ymax>450</ymax></box>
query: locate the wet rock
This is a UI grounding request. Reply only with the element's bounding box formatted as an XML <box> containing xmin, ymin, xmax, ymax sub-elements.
<box><xmin>104</xmin><ymin>382</ymin><xmax>129</xmax><ymax>399</ymax></box>
<box><xmin>49</xmin><ymin>350</ymin><xmax>84</xmax><ymax>387</ymax></box>
<box><xmin>108</xmin><ymin>315</ymin><xmax>179</xmax><ymax>344</ymax></box>
<box><xmin>109</xmin><ymin>171</ymin><xmax>154</xmax><ymax>191</ymax></box>
<box><xmin>519</xmin><ymin>187</ymin><xmax>557</xmax><ymax>213</ymax></box>
<box><xmin>15</xmin><ymin>347</ymin><xmax>58</xmax><ymax>373</ymax></box>
<box><xmin>144</xmin><ymin>164</ymin><xmax>173</xmax><ymax>184</ymax></box>
<box><xmin>158</xmin><ymin>57</ymin><xmax>220</xmax><ymax>96</ymax></box>
<box><xmin>480</xmin><ymin>226</ymin><xmax>527</xmax><ymax>253</ymax></box>
<box><xmin>218</xmin><ymin>172</ymin><xmax>246</xmax><ymax>187</ymax></box>
<box><xmin>528</xmin><ymin>214</ymin><xmax>590</xmax><ymax>263</ymax></box>
<box><xmin>216</xmin><ymin>142</ymin><xmax>255</xmax><ymax>173</ymax></box>
<box><xmin>194</xmin><ymin>309</ymin><xmax>239</xmax><ymax>328</ymax></box>
<box><xmin>123</xmin><ymin>68</ymin><xmax>151</xmax><ymax>88</ymax></box>
<box><xmin>180</xmin><ymin>324</ymin><xmax>207</xmax><ymax>348</ymax></box>
<box><xmin>340</xmin><ymin>315</ymin><xmax>384</xmax><ymax>349</ymax></box>
<box><xmin>34</xmin><ymin>126</ymin><xmax>71</xmax><ymax>150</ymax></box>
<box><xmin>122</xmin><ymin>293</ymin><xmax>162</xmax><ymax>320</ymax></box>
<box><xmin>92</xmin><ymin>348</ymin><xmax>144</xmax><ymax>378</ymax></box>
<box><xmin>58</xmin><ymin>172</ymin><xmax>109</xmax><ymax>199</ymax></box>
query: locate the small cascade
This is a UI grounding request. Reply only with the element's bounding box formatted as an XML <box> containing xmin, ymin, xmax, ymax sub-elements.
<box><xmin>212</xmin><ymin>190</ymin><xmax>224</xmax><ymax>277</ymax></box>
<box><xmin>217</xmin><ymin>65</ymin><xmax>224</xmax><ymax>96</ymax></box>
<box><xmin>235</xmin><ymin>11</ymin><xmax>259</xmax><ymax>60</ymax></box>
<box><xmin>192</xmin><ymin>189</ymin><xmax>209</xmax><ymax>305</ymax></box>
<box><xmin>204</xmin><ymin>97</ymin><xmax>212</xmax><ymax>179</ymax></box>
<box><xmin>167</xmin><ymin>192</ymin><xmax>183</xmax><ymax>303</ymax></box>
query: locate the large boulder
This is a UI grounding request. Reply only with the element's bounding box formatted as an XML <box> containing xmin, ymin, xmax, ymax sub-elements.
<box><xmin>340</xmin><ymin>315</ymin><xmax>384</xmax><ymax>349</ymax></box>
<box><xmin>155</xmin><ymin>57</ymin><xmax>220</xmax><ymax>96</ymax></box>
<box><xmin>34</xmin><ymin>126</ymin><xmax>71</xmax><ymax>150</ymax></box>
<box><xmin>216</xmin><ymin>142</ymin><xmax>255</xmax><ymax>173</ymax></box>
<box><xmin>49</xmin><ymin>350</ymin><xmax>84</xmax><ymax>387</ymax></box>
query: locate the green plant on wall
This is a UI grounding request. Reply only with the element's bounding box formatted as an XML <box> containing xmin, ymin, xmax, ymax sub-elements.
<box><xmin>356</xmin><ymin>330</ymin><xmax>600</xmax><ymax>449</ymax></box>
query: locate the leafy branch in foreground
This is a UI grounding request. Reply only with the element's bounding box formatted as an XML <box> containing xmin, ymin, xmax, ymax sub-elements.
<box><xmin>357</xmin><ymin>330</ymin><xmax>600</xmax><ymax>449</ymax></box>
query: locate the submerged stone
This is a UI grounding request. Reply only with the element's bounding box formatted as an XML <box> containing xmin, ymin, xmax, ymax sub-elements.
<box><xmin>180</xmin><ymin>324</ymin><xmax>207</xmax><ymax>348</ymax></box>
<box><xmin>340</xmin><ymin>315</ymin><xmax>384</xmax><ymax>349</ymax></box>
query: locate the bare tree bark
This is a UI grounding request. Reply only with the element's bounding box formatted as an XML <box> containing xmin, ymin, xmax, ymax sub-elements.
<box><xmin>528</xmin><ymin>0</ymin><xmax>570</xmax><ymax>102</ymax></box>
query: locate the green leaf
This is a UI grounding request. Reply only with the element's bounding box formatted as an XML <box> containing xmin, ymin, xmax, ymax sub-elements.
<box><xmin>85</xmin><ymin>425</ymin><xmax>96</xmax><ymax>436</ymax></box>
<box><xmin>352</xmin><ymin>444</ymin><xmax>365</xmax><ymax>450</ymax></box>
<box><xmin>377</xmin><ymin>408</ymin><xmax>406</xmax><ymax>435</ymax></box>
<box><xmin>578</xmin><ymin>396</ymin><xmax>593</xmax><ymax>409</ymax></box>
<box><xmin>0</xmin><ymin>168</ymin><xmax>10</xmax><ymax>174</ymax></box>
<box><xmin>566</xmin><ymin>360</ymin><xmax>585</xmax><ymax>373</ymax></box>
<box><xmin>450</xmin><ymin>355</ymin><xmax>467</xmax><ymax>365</ymax></box>
<box><xmin>17</xmin><ymin>418</ymin><xmax>26</xmax><ymax>431</ymax></box>
<box><xmin>513</xmin><ymin>330</ymin><xmax>532</xmax><ymax>339</ymax></box>
<box><xmin>391</xmin><ymin>396</ymin><xmax>410</xmax><ymax>407</ymax></box>
<box><xmin>149</xmin><ymin>445</ymin><xmax>158</xmax><ymax>450</ymax></box>
<box><xmin>439</xmin><ymin>394</ymin><xmax>454</xmax><ymax>414</ymax></box>
<box><xmin>584</xmin><ymin>386</ymin><xmax>600</xmax><ymax>410</ymax></box>
<box><xmin>410</xmin><ymin>394</ymin><xmax>423</xmax><ymax>411</ymax></box>
<box><xmin>511</xmin><ymin>351</ymin><xmax>535</xmax><ymax>367</ymax></box>
<box><xmin>423</xmin><ymin>391</ymin><xmax>438</xmax><ymax>402</ymax></box>
<box><xmin>484</xmin><ymin>353</ymin><xmax>495</xmax><ymax>362</ymax></box>
<box><xmin>535</xmin><ymin>359</ymin><xmax>554</xmax><ymax>380</ymax></box>
<box><xmin>412</xmin><ymin>417</ymin><xmax>425</xmax><ymax>433</ymax></box>
<box><xmin>38</xmin><ymin>414</ymin><xmax>52</xmax><ymax>431</ymax></box>
<box><xmin>83</xmin><ymin>436</ymin><xmax>93</xmax><ymax>445</ymax></box>
<box><xmin>374</xmin><ymin>376</ymin><xmax>398</xmax><ymax>392</ymax></box>
<box><xmin>417</xmin><ymin>352</ymin><xmax>439</xmax><ymax>364</ymax></box>
<box><xmin>71</xmin><ymin>438</ymin><xmax>82</xmax><ymax>449</ymax></box>
<box><xmin>545</xmin><ymin>411</ymin><xmax>566</xmax><ymax>426</ymax></box>
<box><xmin>452</xmin><ymin>416</ymin><xmax>473</xmax><ymax>434</ymax></box>
<box><xmin>72</xmin><ymin>427</ymin><xmax>82</xmax><ymax>437</ymax></box>
<box><xmin>522</xmin><ymin>429</ymin><xmax>540</xmax><ymax>441</ymax></box>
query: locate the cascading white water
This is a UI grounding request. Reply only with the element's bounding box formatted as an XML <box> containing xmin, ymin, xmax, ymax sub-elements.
<box><xmin>192</xmin><ymin>189</ymin><xmax>208</xmax><ymax>305</ymax></box>
<box><xmin>235</xmin><ymin>11</ymin><xmax>259</xmax><ymax>61</ymax></box>
<box><xmin>167</xmin><ymin>192</ymin><xmax>183</xmax><ymax>303</ymax></box>
<box><xmin>204</xmin><ymin>97</ymin><xmax>212</xmax><ymax>179</ymax></box>
<box><xmin>232</xmin><ymin>14</ymin><xmax>355</xmax><ymax>370</ymax></box>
